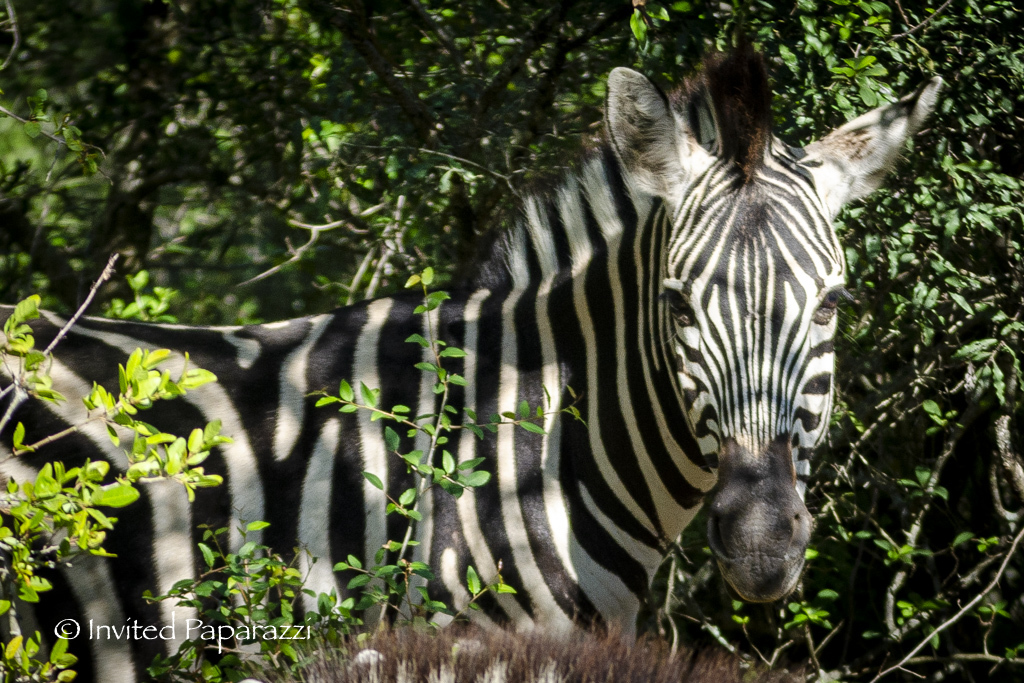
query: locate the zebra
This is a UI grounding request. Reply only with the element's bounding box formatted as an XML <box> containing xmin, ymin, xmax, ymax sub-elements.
<box><xmin>0</xmin><ymin>45</ymin><xmax>940</xmax><ymax>682</ymax></box>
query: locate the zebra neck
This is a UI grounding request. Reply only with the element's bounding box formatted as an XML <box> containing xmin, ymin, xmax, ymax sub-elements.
<box><xmin>492</xmin><ymin>150</ymin><xmax>716</xmax><ymax>547</ymax></box>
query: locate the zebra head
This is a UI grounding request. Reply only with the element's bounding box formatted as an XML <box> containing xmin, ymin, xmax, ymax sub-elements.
<box><xmin>606</xmin><ymin>48</ymin><xmax>941</xmax><ymax>602</ymax></box>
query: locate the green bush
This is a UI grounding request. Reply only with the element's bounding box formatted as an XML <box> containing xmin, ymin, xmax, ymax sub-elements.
<box><xmin>0</xmin><ymin>289</ymin><xmax>226</xmax><ymax>682</ymax></box>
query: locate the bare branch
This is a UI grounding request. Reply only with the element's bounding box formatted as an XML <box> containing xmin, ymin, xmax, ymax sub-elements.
<box><xmin>889</xmin><ymin>0</ymin><xmax>954</xmax><ymax>41</ymax></box>
<box><xmin>995</xmin><ymin>414</ymin><xmax>1024</xmax><ymax>504</ymax></box>
<box><xmin>45</xmin><ymin>254</ymin><xmax>119</xmax><ymax>356</ymax></box>
<box><xmin>364</xmin><ymin>195</ymin><xmax>406</xmax><ymax>300</ymax></box>
<box><xmin>903</xmin><ymin>653</ymin><xmax>1024</xmax><ymax>666</ymax></box>
<box><xmin>0</xmin><ymin>254</ymin><xmax>119</xmax><ymax>437</ymax></box>
<box><xmin>417</xmin><ymin>147</ymin><xmax>512</xmax><ymax>184</ymax></box>
<box><xmin>237</xmin><ymin>217</ymin><xmax>352</xmax><ymax>287</ymax></box>
<box><xmin>884</xmin><ymin>398</ymin><xmax>985</xmax><ymax>633</ymax></box>
<box><xmin>871</xmin><ymin>523</ymin><xmax>1024</xmax><ymax>682</ymax></box>
<box><xmin>0</xmin><ymin>0</ymin><xmax>20</xmax><ymax>71</ymax></box>
<box><xmin>345</xmin><ymin>247</ymin><xmax>376</xmax><ymax>306</ymax></box>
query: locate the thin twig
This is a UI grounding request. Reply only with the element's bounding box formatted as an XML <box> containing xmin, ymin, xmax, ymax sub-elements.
<box><xmin>0</xmin><ymin>0</ymin><xmax>20</xmax><ymax>71</ymax></box>
<box><xmin>904</xmin><ymin>653</ymin><xmax>1024</xmax><ymax>666</ymax></box>
<box><xmin>995</xmin><ymin>414</ymin><xmax>1024</xmax><ymax>504</ymax></box>
<box><xmin>889</xmin><ymin>0</ymin><xmax>954</xmax><ymax>40</ymax></box>
<box><xmin>0</xmin><ymin>104</ymin><xmax>68</xmax><ymax>147</ymax></box>
<box><xmin>237</xmin><ymin>218</ymin><xmax>350</xmax><ymax>286</ymax></box>
<box><xmin>884</xmin><ymin>398</ymin><xmax>984</xmax><ymax>633</ymax></box>
<box><xmin>990</xmin><ymin>452</ymin><xmax>1021</xmax><ymax>522</ymax></box>
<box><xmin>364</xmin><ymin>196</ymin><xmax>406</xmax><ymax>300</ymax></box>
<box><xmin>892</xmin><ymin>0</ymin><xmax>911</xmax><ymax>26</ymax></box>
<box><xmin>0</xmin><ymin>386</ymin><xmax>26</xmax><ymax>441</ymax></box>
<box><xmin>0</xmin><ymin>254</ymin><xmax>119</xmax><ymax>438</ymax></box>
<box><xmin>815</xmin><ymin>619</ymin><xmax>845</xmax><ymax>658</ymax></box>
<box><xmin>416</xmin><ymin>148</ymin><xmax>511</xmax><ymax>182</ymax></box>
<box><xmin>871</xmin><ymin>523</ymin><xmax>1024</xmax><ymax>682</ymax></box>
<box><xmin>45</xmin><ymin>254</ymin><xmax>119</xmax><ymax>355</ymax></box>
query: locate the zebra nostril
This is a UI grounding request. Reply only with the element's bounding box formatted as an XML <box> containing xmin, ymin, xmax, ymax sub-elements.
<box><xmin>706</xmin><ymin>510</ymin><xmax>730</xmax><ymax>559</ymax></box>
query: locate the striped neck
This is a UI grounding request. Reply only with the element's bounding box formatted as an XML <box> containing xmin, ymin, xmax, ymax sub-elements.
<box><xmin>486</xmin><ymin>148</ymin><xmax>715</xmax><ymax>544</ymax></box>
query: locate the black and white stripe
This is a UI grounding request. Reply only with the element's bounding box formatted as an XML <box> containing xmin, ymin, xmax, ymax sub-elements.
<box><xmin>1</xmin><ymin>48</ymin><xmax>942</xmax><ymax>681</ymax></box>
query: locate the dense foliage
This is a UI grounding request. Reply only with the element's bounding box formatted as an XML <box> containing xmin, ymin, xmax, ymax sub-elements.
<box><xmin>2</xmin><ymin>0</ymin><xmax>1024</xmax><ymax>681</ymax></box>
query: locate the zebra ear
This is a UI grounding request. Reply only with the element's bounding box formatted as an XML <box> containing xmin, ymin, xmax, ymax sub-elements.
<box><xmin>802</xmin><ymin>77</ymin><xmax>943</xmax><ymax>216</ymax></box>
<box><xmin>605</xmin><ymin>68</ymin><xmax>698</xmax><ymax>198</ymax></box>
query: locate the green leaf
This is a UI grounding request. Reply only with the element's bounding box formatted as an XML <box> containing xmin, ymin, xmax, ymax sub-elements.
<box><xmin>630</xmin><ymin>9</ymin><xmax>648</xmax><ymax>43</ymax></box>
<box><xmin>466</xmin><ymin>565</ymin><xmax>481</xmax><ymax>594</ymax></box>
<box><xmin>93</xmin><ymin>482</ymin><xmax>140</xmax><ymax>508</ymax></box>
<box><xmin>181</xmin><ymin>368</ymin><xmax>217</xmax><ymax>390</ymax></box>
<box><xmin>339</xmin><ymin>380</ymin><xmax>354</xmax><ymax>402</ymax></box>
<box><xmin>50</xmin><ymin>636</ymin><xmax>69</xmax><ymax>663</ymax></box>
<box><xmin>519</xmin><ymin>421</ymin><xmax>545</xmax><ymax>434</ymax></box>
<box><xmin>347</xmin><ymin>574</ymin><xmax>372</xmax><ymax>589</ymax></box>
<box><xmin>5</xmin><ymin>635</ymin><xmax>22</xmax><ymax>659</ymax></box>
<box><xmin>143</xmin><ymin>348</ymin><xmax>170</xmax><ymax>369</ymax></box>
<box><xmin>405</xmin><ymin>333</ymin><xmax>430</xmax><ymax>348</ymax></box>
<box><xmin>246</xmin><ymin>520</ymin><xmax>270</xmax><ymax>531</ymax></box>
<box><xmin>461</xmin><ymin>471</ymin><xmax>491</xmax><ymax>488</ymax></box>
<box><xmin>950</xmin><ymin>292</ymin><xmax>973</xmax><ymax>314</ymax></box>
<box><xmin>187</xmin><ymin>428</ymin><xmax>203</xmax><ymax>453</ymax></box>
<box><xmin>360</xmin><ymin>382</ymin><xmax>377</xmax><ymax>408</ymax></box>
<box><xmin>362</xmin><ymin>471</ymin><xmax>384</xmax><ymax>490</ymax></box>
<box><xmin>952</xmin><ymin>531</ymin><xmax>974</xmax><ymax>547</ymax></box>
<box><xmin>439</xmin><ymin>347</ymin><xmax>466</xmax><ymax>358</ymax></box>
<box><xmin>648</xmin><ymin>3</ymin><xmax>670</xmax><ymax>20</ymax></box>
<box><xmin>12</xmin><ymin>295</ymin><xmax>41</xmax><ymax>324</ymax></box>
<box><xmin>384</xmin><ymin>426</ymin><xmax>400</xmax><ymax>452</ymax></box>
<box><xmin>199</xmin><ymin>542</ymin><xmax>216</xmax><ymax>568</ymax></box>
<box><xmin>12</xmin><ymin>422</ymin><xmax>25</xmax><ymax>450</ymax></box>
<box><xmin>399</xmin><ymin>487</ymin><xmax>416</xmax><ymax>506</ymax></box>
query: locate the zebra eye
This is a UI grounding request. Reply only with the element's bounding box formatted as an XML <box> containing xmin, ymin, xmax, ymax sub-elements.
<box><xmin>663</xmin><ymin>289</ymin><xmax>695</xmax><ymax>326</ymax></box>
<box><xmin>813</xmin><ymin>288</ymin><xmax>849</xmax><ymax>325</ymax></box>
<box><xmin>662</xmin><ymin>278</ymin><xmax>696</xmax><ymax>326</ymax></box>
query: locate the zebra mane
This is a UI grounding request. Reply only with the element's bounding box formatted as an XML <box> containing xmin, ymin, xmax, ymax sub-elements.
<box><xmin>469</xmin><ymin>45</ymin><xmax>774</xmax><ymax>290</ymax></box>
<box><xmin>681</xmin><ymin>42</ymin><xmax>773</xmax><ymax>180</ymax></box>
<box><xmin>466</xmin><ymin>145</ymin><xmax>610</xmax><ymax>292</ymax></box>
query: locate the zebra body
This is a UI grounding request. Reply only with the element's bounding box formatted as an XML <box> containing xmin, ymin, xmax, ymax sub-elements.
<box><xmin>0</xmin><ymin>47</ymin><xmax>940</xmax><ymax>682</ymax></box>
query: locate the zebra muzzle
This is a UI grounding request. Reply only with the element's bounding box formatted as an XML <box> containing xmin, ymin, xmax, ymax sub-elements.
<box><xmin>705</xmin><ymin>436</ymin><xmax>811</xmax><ymax>602</ymax></box>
